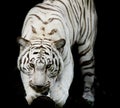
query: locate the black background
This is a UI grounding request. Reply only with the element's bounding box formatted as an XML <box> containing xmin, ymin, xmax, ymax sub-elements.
<box><xmin>3</xmin><ymin>0</ymin><xmax>119</xmax><ymax>108</ymax></box>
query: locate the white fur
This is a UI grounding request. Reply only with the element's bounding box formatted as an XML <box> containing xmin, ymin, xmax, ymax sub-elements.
<box><xmin>17</xmin><ymin>0</ymin><xmax>97</xmax><ymax>107</ymax></box>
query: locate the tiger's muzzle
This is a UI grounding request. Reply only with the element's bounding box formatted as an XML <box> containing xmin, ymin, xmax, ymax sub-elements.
<box><xmin>29</xmin><ymin>81</ymin><xmax>50</xmax><ymax>95</ymax></box>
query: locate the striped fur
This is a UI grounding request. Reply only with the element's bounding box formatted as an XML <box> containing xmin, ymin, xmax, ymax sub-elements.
<box><xmin>17</xmin><ymin>0</ymin><xmax>97</xmax><ymax>107</ymax></box>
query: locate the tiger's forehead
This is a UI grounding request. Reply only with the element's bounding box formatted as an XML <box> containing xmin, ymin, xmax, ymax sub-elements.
<box><xmin>29</xmin><ymin>38</ymin><xmax>53</xmax><ymax>61</ymax></box>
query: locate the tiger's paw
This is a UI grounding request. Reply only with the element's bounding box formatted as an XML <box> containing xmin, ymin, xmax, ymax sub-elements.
<box><xmin>50</xmin><ymin>84</ymin><xmax>68</xmax><ymax>107</ymax></box>
<box><xmin>26</xmin><ymin>95</ymin><xmax>35</xmax><ymax>105</ymax></box>
<box><xmin>82</xmin><ymin>91</ymin><xmax>95</xmax><ymax>106</ymax></box>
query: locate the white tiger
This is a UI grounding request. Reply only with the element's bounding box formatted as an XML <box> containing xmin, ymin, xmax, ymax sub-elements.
<box><xmin>17</xmin><ymin>0</ymin><xmax>97</xmax><ymax>107</ymax></box>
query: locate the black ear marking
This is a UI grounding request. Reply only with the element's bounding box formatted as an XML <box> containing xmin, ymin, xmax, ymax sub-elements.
<box><xmin>54</xmin><ymin>39</ymin><xmax>66</xmax><ymax>50</ymax></box>
<box><xmin>17</xmin><ymin>37</ymin><xmax>31</xmax><ymax>48</ymax></box>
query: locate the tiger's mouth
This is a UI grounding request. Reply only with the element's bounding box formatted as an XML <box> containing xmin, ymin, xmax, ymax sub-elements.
<box><xmin>30</xmin><ymin>82</ymin><xmax>50</xmax><ymax>95</ymax></box>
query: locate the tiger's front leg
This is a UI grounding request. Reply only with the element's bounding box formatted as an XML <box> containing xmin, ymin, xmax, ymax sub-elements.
<box><xmin>50</xmin><ymin>57</ymin><xmax>74</xmax><ymax>107</ymax></box>
<box><xmin>20</xmin><ymin>72</ymin><xmax>42</xmax><ymax>105</ymax></box>
<box><xmin>78</xmin><ymin>45</ymin><xmax>95</xmax><ymax>106</ymax></box>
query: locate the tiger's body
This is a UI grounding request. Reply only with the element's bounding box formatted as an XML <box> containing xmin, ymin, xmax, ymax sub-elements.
<box><xmin>17</xmin><ymin>0</ymin><xmax>97</xmax><ymax>107</ymax></box>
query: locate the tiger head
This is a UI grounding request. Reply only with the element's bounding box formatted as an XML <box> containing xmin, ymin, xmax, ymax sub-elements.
<box><xmin>17</xmin><ymin>37</ymin><xmax>66</xmax><ymax>94</ymax></box>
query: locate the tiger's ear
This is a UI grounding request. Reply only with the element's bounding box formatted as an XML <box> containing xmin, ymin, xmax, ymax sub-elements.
<box><xmin>54</xmin><ymin>39</ymin><xmax>66</xmax><ymax>51</ymax></box>
<box><xmin>17</xmin><ymin>37</ymin><xmax>31</xmax><ymax>48</ymax></box>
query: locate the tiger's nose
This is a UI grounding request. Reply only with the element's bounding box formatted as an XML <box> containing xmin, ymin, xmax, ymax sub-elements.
<box><xmin>35</xmin><ymin>85</ymin><xmax>45</xmax><ymax>90</ymax></box>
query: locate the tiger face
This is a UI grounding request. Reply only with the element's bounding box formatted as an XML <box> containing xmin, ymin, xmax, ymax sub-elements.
<box><xmin>17</xmin><ymin>37</ymin><xmax>66</xmax><ymax>94</ymax></box>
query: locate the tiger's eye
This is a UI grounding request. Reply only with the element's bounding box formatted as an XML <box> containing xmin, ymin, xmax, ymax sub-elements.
<box><xmin>46</xmin><ymin>64</ymin><xmax>51</xmax><ymax>68</ymax></box>
<box><xmin>30</xmin><ymin>63</ymin><xmax>34</xmax><ymax>68</ymax></box>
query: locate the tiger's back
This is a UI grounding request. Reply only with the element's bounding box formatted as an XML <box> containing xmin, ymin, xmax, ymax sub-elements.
<box><xmin>21</xmin><ymin>0</ymin><xmax>97</xmax><ymax>45</ymax></box>
<box><xmin>17</xmin><ymin>0</ymin><xmax>97</xmax><ymax>107</ymax></box>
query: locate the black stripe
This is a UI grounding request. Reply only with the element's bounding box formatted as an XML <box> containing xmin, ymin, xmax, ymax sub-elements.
<box><xmin>58</xmin><ymin>58</ymin><xmax>61</xmax><ymax>73</ymax></box>
<box><xmin>78</xmin><ymin>36</ymin><xmax>87</xmax><ymax>46</ymax></box>
<box><xmin>30</xmin><ymin>14</ymin><xmax>43</xmax><ymax>22</ymax></box>
<box><xmin>19</xmin><ymin>49</ymin><xmax>30</xmax><ymax>71</ymax></box>
<box><xmin>35</xmin><ymin>5</ymin><xmax>60</xmax><ymax>13</ymax></box>
<box><xmin>50</xmin><ymin>14</ymin><xmax>66</xmax><ymax>34</ymax></box>
<box><xmin>84</xmin><ymin>87</ymin><xmax>91</xmax><ymax>92</ymax></box>
<box><xmin>58</xmin><ymin>0</ymin><xmax>74</xmax><ymax>31</ymax></box>
<box><xmin>87</xmin><ymin>0</ymin><xmax>90</xmax><ymax>8</ymax></box>
<box><xmin>86</xmin><ymin>17</ymin><xmax>90</xmax><ymax>39</ymax></box>
<box><xmin>34</xmin><ymin>5</ymin><xmax>47</xmax><ymax>14</ymax></box>
<box><xmin>23</xmin><ymin>57</ymin><xmax>26</xmax><ymax>64</ymax></box>
<box><xmin>82</xmin><ymin>64</ymin><xmax>95</xmax><ymax>70</ymax></box>
<box><xmin>44</xmin><ymin>51</ymin><xmax>49</xmax><ymax>55</ymax></box>
<box><xmin>55</xmin><ymin>59</ymin><xmax>58</xmax><ymax>66</ymax></box>
<box><xmin>79</xmin><ymin>45</ymin><xmax>91</xmax><ymax>56</ymax></box>
<box><xmin>83</xmin><ymin>72</ymin><xmax>95</xmax><ymax>78</ymax></box>
<box><xmin>72</xmin><ymin>0</ymin><xmax>79</xmax><ymax>24</ymax></box>
<box><xmin>80</xmin><ymin>56</ymin><xmax>94</xmax><ymax>67</ymax></box>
